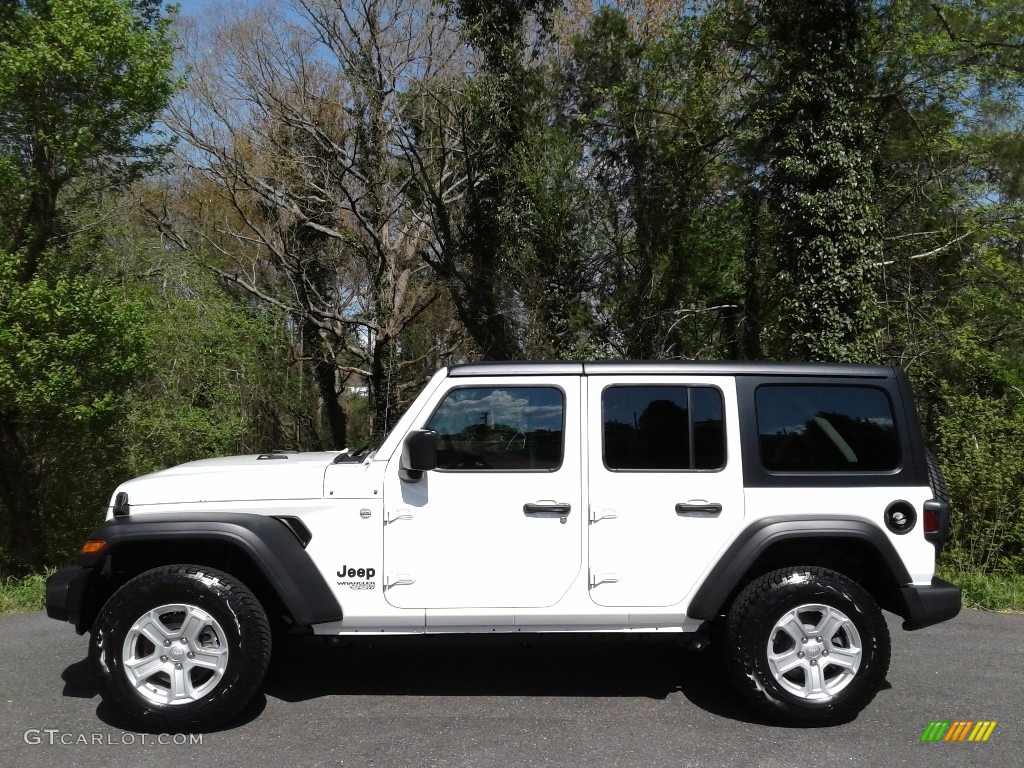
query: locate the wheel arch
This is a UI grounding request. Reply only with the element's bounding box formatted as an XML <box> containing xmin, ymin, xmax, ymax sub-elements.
<box><xmin>687</xmin><ymin>516</ymin><xmax>911</xmax><ymax>622</ymax></box>
<box><xmin>76</xmin><ymin>513</ymin><xmax>341</xmax><ymax>634</ymax></box>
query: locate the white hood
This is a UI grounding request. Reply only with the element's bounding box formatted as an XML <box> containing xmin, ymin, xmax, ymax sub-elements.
<box><xmin>112</xmin><ymin>452</ymin><xmax>345</xmax><ymax>508</ymax></box>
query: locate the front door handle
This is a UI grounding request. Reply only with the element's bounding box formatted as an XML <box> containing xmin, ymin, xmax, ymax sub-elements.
<box><xmin>524</xmin><ymin>502</ymin><xmax>571</xmax><ymax>516</ymax></box>
<box><xmin>675</xmin><ymin>501</ymin><xmax>723</xmax><ymax>515</ymax></box>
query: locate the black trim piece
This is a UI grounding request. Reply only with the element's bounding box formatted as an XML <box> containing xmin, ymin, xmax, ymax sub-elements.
<box><xmin>274</xmin><ymin>516</ymin><xmax>313</xmax><ymax>548</ymax></box>
<box><xmin>686</xmin><ymin>515</ymin><xmax>913</xmax><ymax>620</ymax></box>
<box><xmin>586</xmin><ymin>361</ymin><xmax>892</xmax><ymax>377</ymax></box>
<box><xmin>77</xmin><ymin>513</ymin><xmax>341</xmax><ymax>626</ymax></box>
<box><xmin>450</xmin><ymin>361</ymin><xmax>584</xmax><ymax>377</ymax></box>
<box><xmin>45</xmin><ymin>564</ymin><xmax>92</xmax><ymax>626</ymax></box>
<box><xmin>523</xmin><ymin>502</ymin><xmax>572</xmax><ymax>515</ymax></box>
<box><xmin>899</xmin><ymin>577</ymin><xmax>961</xmax><ymax>630</ymax></box>
<box><xmin>676</xmin><ymin>503</ymin><xmax>723</xmax><ymax>515</ymax></box>
<box><xmin>113</xmin><ymin>491</ymin><xmax>130</xmax><ymax>518</ymax></box>
<box><xmin>448</xmin><ymin>360</ymin><xmax>895</xmax><ymax>378</ymax></box>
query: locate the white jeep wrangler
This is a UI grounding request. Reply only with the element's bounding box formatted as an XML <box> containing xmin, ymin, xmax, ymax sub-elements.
<box><xmin>47</xmin><ymin>361</ymin><xmax>960</xmax><ymax>729</ymax></box>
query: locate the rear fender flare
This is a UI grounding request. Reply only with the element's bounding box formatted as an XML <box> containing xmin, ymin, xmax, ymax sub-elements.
<box><xmin>687</xmin><ymin>516</ymin><xmax>911</xmax><ymax>620</ymax></box>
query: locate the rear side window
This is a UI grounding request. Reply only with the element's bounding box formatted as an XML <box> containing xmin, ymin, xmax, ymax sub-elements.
<box><xmin>426</xmin><ymin>386</ymin><xmax>564</xmax><ymax>471</ymax></box>
<box><xmin>602</xmin><ymin>386</ymin><xmax>725</xmax><ymax>471</ymax></box>
<box><xmin>756</xmin><ymin>385</ymin><xmax>900</xmax><ymax>472</ymax></box>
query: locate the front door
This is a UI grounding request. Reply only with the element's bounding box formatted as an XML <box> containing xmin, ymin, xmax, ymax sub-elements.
<box><xmin>586</xmin><ymin>376</ymin><xmax>745</xmax><ymax>607</ymax></box>
<box><xmin>383</xmin><ymin>377</ymin><xmax>582</xmax><ymax>610</ymax></box>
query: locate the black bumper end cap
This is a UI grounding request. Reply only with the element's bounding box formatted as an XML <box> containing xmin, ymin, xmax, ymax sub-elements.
<box><xmin>900</xmin><ymin>576</ymin><xmax>962</xmax><ymax>631</ymax></box>
<box><xmin>45</xmin><ymin>564</ymin><xmax>90</xmax><ymax>630</ymax></box>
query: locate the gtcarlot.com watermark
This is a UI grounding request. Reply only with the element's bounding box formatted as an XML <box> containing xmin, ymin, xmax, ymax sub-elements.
<box><xmin>24</xmin><ymin>729</ymin><xmax>203</xmax><ymax>747</ymax></box>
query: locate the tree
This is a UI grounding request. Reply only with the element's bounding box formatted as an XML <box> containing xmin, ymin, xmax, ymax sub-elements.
<box><xmin>566</xmin><ymin>5</ymin><xmax>742</xmax><ymax>359</ymax></box>
<box><xmin>0</xmin><ymin>0</ymin><xmax>178</xmax><ymax>570</ymax></box>
<box><xmin>159</xmin><ymin>1</ymin><xmax>460</xmax><ymax>447</ymax></box>
<box><xmin>750</xmin><ymin>0</ymin><xmax>884</xmax><ymax>362</ymax></box>
<box><xmin>407</xmin><ymin>0</ymin><xmax>563</xmax><ymax>360</ymax></box>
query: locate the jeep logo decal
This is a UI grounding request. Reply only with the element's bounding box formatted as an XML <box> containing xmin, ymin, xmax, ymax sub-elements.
<box><xmin>337</xmin><ymin>565</ymin><xmax>376</xmax><ymax>579</ymax></box>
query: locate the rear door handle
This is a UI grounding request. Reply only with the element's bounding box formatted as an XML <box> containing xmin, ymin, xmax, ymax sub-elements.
<box><xmin>675</xmin><ymin>502</ymin><xmax>723</xmax><ymax>515</ymax></box>
<box><xmin>524</xmin><ymin>502</ymin><xmax>571</xmax><ymax>516</ymax></box>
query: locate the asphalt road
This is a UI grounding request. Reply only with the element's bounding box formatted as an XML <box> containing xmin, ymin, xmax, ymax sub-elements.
<box><xmin>0</xmin><ymin>608</ymin><xmax>1020</xmax><ymax>768</ymax></box>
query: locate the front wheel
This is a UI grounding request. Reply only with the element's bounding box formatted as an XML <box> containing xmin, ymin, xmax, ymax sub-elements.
<box><xmin>724</xmin><ymin>567</ymin><xmax>890</xmax><ymax>725</ymax></box>
<box><xmin>90</xmin><ymin>565</ymin><xmax>272</xmax><ymax>731</ymax></box>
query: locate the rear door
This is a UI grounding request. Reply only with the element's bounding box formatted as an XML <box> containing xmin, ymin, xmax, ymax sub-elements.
<box><xmin>586</xmin><ymin>376</ymin><xmax>745</xmax><ymax>607</ymax></box>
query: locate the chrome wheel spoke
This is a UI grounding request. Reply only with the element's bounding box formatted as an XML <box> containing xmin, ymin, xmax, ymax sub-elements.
<box><xmin>177</xmin><ymin>607</ymin><xmax>206</xmax><ymax>644</ymax></box>
<box><xmin>126</xmin><ymin>653</ymin><xmax>166</xmax><ymax>680</ymax></box>
<box><xmin>815</xmin><ymin>609</ymin><xmax>845</xmax><ymax>643</ymax></box>
<box><xmin>769</xmin><ymin>647</ymin><xmax>805</xmax><ymax>676</ymax></box>
<box><xmin>135</xmin><ymin>614</ymin><xmax>171</xmax><ymax>647</ymax></box>
<box><xmin>189</xmin><ymin>648</ymin><xmax>227</xmax><ymax>671</ymax></box>
<box><xmin>825</xmin><ymin>646</ymin><xmax>861</xmax><ymax>670</ymax></box>
<box><xmin>805</xmin><ymin>662</ymin><xmax>827</xmax><ymax>697</ymax></box>
<box><xmin>778</xmin><ymin>613</ymin><xmax>808</xmax><ymax>644</ymax></box>
<box><xmin>169</xmin><ymin>664</ymin><xmax>194</xmax><ymax>701</ymax></box>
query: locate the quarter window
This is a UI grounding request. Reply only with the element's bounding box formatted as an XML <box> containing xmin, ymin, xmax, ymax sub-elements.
<box><xmin>756</xmin><ymin>385</ymin><xmax>900</xmax><ymax>472</ymax></box>
<box><xmin>602</xmin><ymin>386</ymin><xmax>726</xmax><ymax>471</ymax></box>
<box><xmin>426</xmin><ymin>386</ymin><xmax>564</xmax><ymax>471</ymax></box>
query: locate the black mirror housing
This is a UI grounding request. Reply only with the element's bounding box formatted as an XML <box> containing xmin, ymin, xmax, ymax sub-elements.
<box><xmin>400</xmin><ymin>430</ymin><xmax>437</xmax><ymax>481</ymax></box>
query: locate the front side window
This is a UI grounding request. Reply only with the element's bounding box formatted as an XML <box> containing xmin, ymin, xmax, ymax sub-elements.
<box><xmin>602</xmin><ymin>385</ymin><xmax>726</xmax><ymax>471</ymax></box>
<box><xmin>756</xmin><ymin>385</ymin><xmax>900</xmax><ymax>472</ymax></box>
<box><xmin>426</xmin><ymin>386</ymin><xmax>564</xmax><ymax>471</ymax></box>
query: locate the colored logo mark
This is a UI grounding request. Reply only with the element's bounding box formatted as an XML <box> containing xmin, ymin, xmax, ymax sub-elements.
<box><xmin>921</xmin><ymin>721</ymin><xmax>997</xmax><ymax>742</ymax></box>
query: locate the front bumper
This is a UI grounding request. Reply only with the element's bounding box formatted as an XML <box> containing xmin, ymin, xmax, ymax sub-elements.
<box><xmin>45</xmin><ymin>564</ymin><xmax>94</xmax><ymax>634</ymax></box>
<box><xmin>899</xmin><ymin>577</ymin><xmax>961</xmax><ymax>630</ymax></box>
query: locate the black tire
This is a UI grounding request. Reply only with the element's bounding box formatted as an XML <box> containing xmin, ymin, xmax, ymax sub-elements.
<box><xmin>89</xmin><ymin>565</ymin><xmax>272</xmax><ymax>731</ymax></box>
<box><xmin>724</xmin><ymin>567</ymin><xmax>890</xmax><ymax>726</ymax></box>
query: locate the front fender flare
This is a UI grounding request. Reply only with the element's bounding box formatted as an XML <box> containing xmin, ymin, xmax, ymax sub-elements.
<box><xmin>79</xmin><ymin>513</ymin><xmax>342</xmax><ymax>626</ymax></box>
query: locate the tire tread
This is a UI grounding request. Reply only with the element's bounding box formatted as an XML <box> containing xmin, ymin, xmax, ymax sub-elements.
<box><xmin>724</xmin><ymin>566</ymin><xmax>890</xmax><ymax>726</ymax></box>
<box><xmin>90</xmin><ymin>564</ymin><xmax>271</xmax><ymax>731</ymax></box>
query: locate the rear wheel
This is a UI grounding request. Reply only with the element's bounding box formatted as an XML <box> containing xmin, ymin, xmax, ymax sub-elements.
<box><xmin>90</xmin><ymin>565</ymin><xmax>271</xmax><ymax>731</ymax></box>
<box><xmin>725</xmin><ymin>567</ymin><xmax>890</xmax><ymax>725</ymax></box>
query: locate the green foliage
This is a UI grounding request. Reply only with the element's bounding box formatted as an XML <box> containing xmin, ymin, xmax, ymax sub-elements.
<box><xmin>0</xmin><ymin>253</ymin><xmax>146</xmax><ymax>422</ymax></box>
<box><xmin>939</xmin><ymin>567</ymin><xmax>1024</xmax><ymax>612</ymax></box>
<box><xmin>0</xmin><ymin>0</ymin><xmax>179</xmax><ymax>570</ymax></box>
<box><xmin>752</xmin><ymin>0</ymin><xmax>883</xmax><ymax>362</ymax></box>
<box><xmin>0</xmin><ymin>0</ymin><xmax>178</xmax><ymax>179</ymax></box>
<box><xmin>447</xmin><ymin>0</ymin><xmax>561</xmax><ymax>69</ymax></box>
<box><xmin>120</xmin><ymin>262</ymin><xmax>317</xmax><ymax>477</ymax></box>
<box><xmin>914</xmin><ymin>247</ymin><xmax>1024</xmax><ymax>575</ymax></box>
<box><xmin>0</xmin><ymin>0</ymin><xmax>179</xmax><ymax>271</ymax></box>
<box><xmin>0</xmin><ymin>246</ymin><xmax>149</xmax><ymax>570</ymax></box>
<box><xmin>936</xmin><ymin>394</ymin><xmax>1024</xmax><ymax>573</ymax></box>
<box><xmin>0</xmin><ymin>569</ymin><xmax>52</xmax><ymax>614</ymax></box>
<box><xmin>568</xmin><ymin>5</ymin><xmax>742</xmax><ymax>358</ymax></box>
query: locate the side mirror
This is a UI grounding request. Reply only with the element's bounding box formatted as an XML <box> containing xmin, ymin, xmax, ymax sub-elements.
<box><xmin>400</xmin><ymin>429</ymin><xmax>437</xmax><ymax>482</ymax></box>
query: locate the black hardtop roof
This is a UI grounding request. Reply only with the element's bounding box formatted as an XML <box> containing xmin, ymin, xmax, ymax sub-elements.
<box><xmin>447</xmin><ymin>360</ymin><xmax>897</xmax><ymax>378</ymax></box>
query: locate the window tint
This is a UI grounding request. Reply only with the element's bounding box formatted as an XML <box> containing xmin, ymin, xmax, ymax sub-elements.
<box><xmin>426</xmin><ymin>387</ymin><xmax>564</xmax><ymax>471</ymax></box>
<box><xmin>756</xmin><ymin>385</ymin><xmax>900</xmax><ymax>472</ymax></box>
<box><xmin>602</xmin><ymin>386</ymin><xmax>725</xmax><ymax>471</ymax></box>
